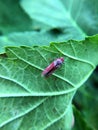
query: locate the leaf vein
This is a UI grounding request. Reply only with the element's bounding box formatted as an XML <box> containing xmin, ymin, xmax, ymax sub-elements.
<box><xmin>7</xmin><ymin>48</ymin><xmax>76</xmax><ymax>88</ymax></box>
<box><xmin>0</xmin><ymin>75</ymin><xmax>31</xmax><ymax>93</ymax></box>
<box><xmin>54</xmin><ymin>44</ymin><xmax>95</xmax><ymax>68</ymax></box>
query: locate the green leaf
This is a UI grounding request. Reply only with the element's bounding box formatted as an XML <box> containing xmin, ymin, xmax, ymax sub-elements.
<box><xmin>0</xmin><ymin>35</ymin><xmax>98</xmax><ymax>129</ymax></box>
<box><xmin>0</xmin><ymin>30</ymin><xmax>85</xmax><ymax>54</ymax></box>
<box><xmin>72</xmin><ymin>106</ymin><xmax>93</xmax><ymax>130</ymax></box>
<box><xmin>20</xmin><ymin>0</ymin><xmax>98</xmax><ymax>38</ymax></box>
<box><xmin>0</xmin><ymin>94</ymin><xmax>74</xmax><ymax>130</ymax></box>
<box><xmin>0</xmin><ymin>31</ymin><xmax>64</xmax><ymax>53</ymax></box>
<box><xmin>0</xmin><ymin>31</ymin><xmax>50</xmax><ymax>53</ymax></box>
<box><xmin>46</xmin><ymin>105</ymin><xmax>74</xmax><ymax>130</ymax></box>
<box><xmin>0</xmin><ymin>0</ymin><xmax>32</xmax><ymax>34</ymax></box>
<box><xmin>73</xmin><ymin>70</ymin><xmax>98</xmax><ymax>130</ymax></box>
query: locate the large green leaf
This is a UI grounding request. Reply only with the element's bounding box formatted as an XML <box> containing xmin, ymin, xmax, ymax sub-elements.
<box><xmin>20</xmin><ymin>0</ymin><xmax>98</xmax><ymax>38</ymax></box>
<box><xmin>0</xmin><ymin>35</ymin><xmax>98</xmax><ymax>129</ymax></box>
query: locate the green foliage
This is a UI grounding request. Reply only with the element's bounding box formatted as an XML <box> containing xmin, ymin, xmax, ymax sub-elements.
<box><xmin>72</xmin><ymin>106</ymin><xmax>93</xmax><ymax>130</ymax></box>
<box><xmin>73</xmin><ymin>70</ymin><xmax>98</xmax><ymax>130</ymax></box>
<box><xmin>20</xmin><ymin>0</ymin><xmax>98</xmax><ymax>37</ymax></box>
<box><xmin>0</xmin><ymin>0</ymin><xmax>33</xmax><ymax>34</ymax></box>
<box><xmin>0</xmin><ymin>0</ymin><xmax>98</xmax><ymax>130</ymax></box>
<box><xmin>0</xmin><ymin>35</ymin><xmax>98</xmax><ymax>130</ymax></box>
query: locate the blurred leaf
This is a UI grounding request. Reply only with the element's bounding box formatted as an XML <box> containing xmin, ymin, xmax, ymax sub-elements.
<box><xmin>0</xmin><ymin>31</ymin><xmax>52</xmax><ymax>53</ymax></box>
<box><xmin>0</xmin><ymin>35</ymin><xmax>98</xmax><ymax>129</ymax></box>
<box><xmin>0</xmin><ymin>0</ymin><xmax>33</xmax><ymax>34</ymax></box>
<box><xmin>72</xmin><ymin>106</ymin><xmax>93</xmax><ymax>130</ymax></box>
<box><xmin>20</xmin><ymin>0</ymin><xmax>98</xmax><ymax>39</ymax></box>
<box><xmin>0</xmin><ymin>30</ymin><xmax>85</xmax><ymax>54</ymax></box>
<box><xmin>73</xmin><ymin>68</ymin><xmax>98</xmax><ymax>130</ymax></box>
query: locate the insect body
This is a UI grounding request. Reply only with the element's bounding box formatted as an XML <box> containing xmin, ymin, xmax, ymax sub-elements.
<box><xmin>42</xmin><ymin>57</ymin><xmax>64</xmax><ymax>77</ymax></box>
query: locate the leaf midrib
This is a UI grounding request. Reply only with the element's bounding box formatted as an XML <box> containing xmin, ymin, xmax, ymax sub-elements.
<box><xmin>7</xmin><ymin>48</ymin><xmax>75</xmax><ymax>88</ymax></box>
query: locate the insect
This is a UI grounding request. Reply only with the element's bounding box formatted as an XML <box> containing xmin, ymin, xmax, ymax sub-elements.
<box><xmin>42</xmin><ymin>57</ymin><xmax>64</xmax><ymax>77</ymax></box>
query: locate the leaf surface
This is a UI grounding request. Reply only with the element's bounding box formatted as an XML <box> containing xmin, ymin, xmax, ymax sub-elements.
<box><xmin>0</xmin><ymin>30</ymin><xmax>85</xmax><ymax>54</ymax></box>
<box><xmin>20</xmin><ymin>0</ymin><xmax>98</xmax><ymax>38</ymax></box>
<box><xmin>0</xmin><ymin>0</ymin><xmax>32</xmax><ymax>34</ymax></box>
<box><xmin>0</xmin><ymin>35</ymin><xmax>98</xmax><ymax>129</ymax></box>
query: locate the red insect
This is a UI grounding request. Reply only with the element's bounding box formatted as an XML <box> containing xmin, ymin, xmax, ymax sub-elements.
<box><xmin>42</xmin><ymin>57</ymin><xmax>64</xmax><ymax>77</ymax></box>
